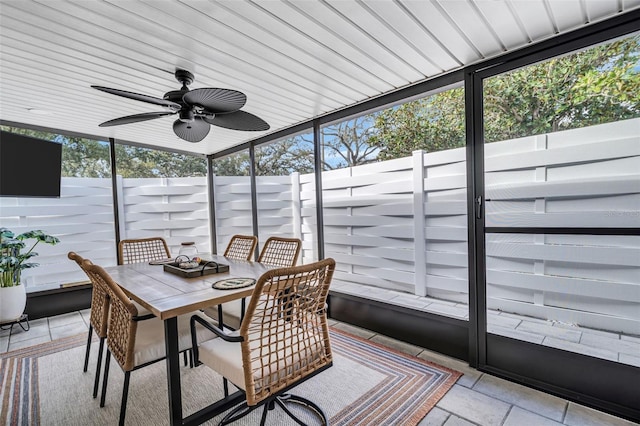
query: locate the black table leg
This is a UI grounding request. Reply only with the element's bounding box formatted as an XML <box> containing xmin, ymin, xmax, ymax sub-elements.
<box><xmin>164</xmin><ymin>317</ymin><xmax>183</xmax><ymax>426</ymax></box>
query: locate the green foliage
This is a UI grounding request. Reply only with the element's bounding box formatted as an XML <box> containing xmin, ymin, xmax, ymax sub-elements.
<box><xmin>483</xmin><ymin>36</ymin><xmax>639</xmax><ymax>142</ymax></box>
<box><xmin>0</xmin><ymin>228</ymin><xmax>60</xmax><ymax>287</ymax></box>
<box><xmin>368</xmin><ymin>87</ymin><xmax>465</xmax><ymax>160</ymax></box>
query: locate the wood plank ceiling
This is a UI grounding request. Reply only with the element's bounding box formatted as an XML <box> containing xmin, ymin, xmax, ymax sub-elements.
<box><xmin>1</xmin><ymin>0</ymin><xmax>638</xmax><ymax>156</ymax></box>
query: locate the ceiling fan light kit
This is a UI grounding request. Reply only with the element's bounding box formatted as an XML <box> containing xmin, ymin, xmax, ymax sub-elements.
<box><xmin>92</xmin><ymin>69</ymin><xmax>269</xmax><ymax>143</ymax></box>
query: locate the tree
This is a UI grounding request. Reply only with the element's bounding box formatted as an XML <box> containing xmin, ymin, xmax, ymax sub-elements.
<box><xmin>367</xmin><ymin>88</ymin><xmax>465</xmax><ymax>160</ymax></box>
<box><xmin>482</xmin><ymin>36</ymin><xmax>639</xmax><ymax>142</ymax></box>
<box><xmin>318</xmin><ymin>116</ymin><xmax>380</xmax><ymax>170</ymax></box>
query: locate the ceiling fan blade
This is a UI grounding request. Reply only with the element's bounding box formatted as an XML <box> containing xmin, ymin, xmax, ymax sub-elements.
<box><xmin>98</xmin><ymin>111</ymin><xmax>176</xmax><ymax>127</ymax></box>
<box><xmin>183</xmin><ymin>88</ymin><xmax>246</xmax><ymax>113</ymax></box>
<box><xmin>203</xmin><ymin>110</ymin><xmax>270</xmax><ymax>131</ymax></box>
<box><xmin>92</xmin><ymin>86</ymin><xmax>181</xmax><ymax>110</ymax></box>
<box><xmin>172</xmin><ymin>117</ymin><xmax>210</xmax><ymax>142</ymax></box>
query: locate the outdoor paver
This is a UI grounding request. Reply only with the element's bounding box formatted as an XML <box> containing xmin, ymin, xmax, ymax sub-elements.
<box><xmin>554</xmin><ymin>322</ymin><xmax>621</xmax><ymax>339</ymax></box>
<box><xmin>543</xmin><ymin>336</ymin><xmax>619</xmax><ymax>362</ymax></box>
<box><xmin>488</xmin><ymin>324</ymin><xmax>544</xmax><ymax>344</ymax></box>
<box><xmin>418</xmin><ymin>407</ymin><xmax>450</xmax><ymax>426</ymax></box>
<box><xmin>580</xmin><ymin>332</ymin><xmax>640</xmax><ymax>356</ymax></box>
<box><xmin>417</xmin><ymin>349</ymin><xmax>482</xmax><ymax>389</ymax></box>
<box><xmin>370</xmin><ymin>334</ymin><xmax>423</xmax><ymax>356</ymax></box>
<box><xmin>487</xmin><ymin>312</ymin><xmax>522</xmax><ymax>328</ymax></box>
<box><xmin>618</xmin><ymin>352</ymin><xmax>640</xmax><ymax>368</ymax></box>
<box><xmin>565</xmin><ymin>402</ymin><xmax>639</xmax><ymax>426</ymax></box>
<box><xmin>8</xmin><ymin>320</ymin><xmax>49</xmax><ymax>343</ymax></box>
<box><xmin>437</xmin><ymin>384</ymin><xmax>510</xmax><ymax>425</ymax></box>
<box><xmin>503</xmin><ymin>407</ymin><xmax>564</xmax><ymax>426</ymax></box>
<box><xmin>500</xmin><ymin>312</ymin><xmax>550</xmax><ymax>325</ymax></box>
<box><xmin>388</xmin><ymin>294</ymin><xmax>431</xmax><ymax>309</ymax></box>
<box><xmin>424</xmin><ymin>303</ymin><xmax>468</xmax><ymax>319</ymax></box>
<box><xmin>472</xmin><ymin>374</ymin><xmax>567</xmax><ymax>422</ymax></box>
<box><xmin>620</xmin><ymin>334</ymin><xmax>640</xmax><ymax>344</ymax></box>
<box><xmin>8</xmin><ymin>334</ymin><xmax>51</xmax><ymax>351</ymax></box>
<box><xmin>0</xmin><ymin>336</ymin><xmax>8</xmax><ymax>352</ymax></box>
<box><xmin>332</xmin><ymin>322</ymin><xmax>377</xmax><ymax>340</ymax></box>
<box><xmin>50</xmin><ymin>322</ymin><xmax>88</xmax><ymax>341</ymax></box>
<box><xmin>442</xmin><ymin>415</ymin><xmax>475</xmax><ymax>426</ymax></box>
<box><xmin>517</xmin><ymin>320</ymin><xmax>582</xmax><ymax>342</ymax></box>
<box><xmin>47</xmin><ymin>311</ymin><xmax>84</xmax><ymax>328</ymax></box>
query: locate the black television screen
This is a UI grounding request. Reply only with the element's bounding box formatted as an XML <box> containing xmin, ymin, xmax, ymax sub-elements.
<box><xmin>0</xmin><ymin>131</ymin><xmax>62</xmax><ymax>197</ymax></box>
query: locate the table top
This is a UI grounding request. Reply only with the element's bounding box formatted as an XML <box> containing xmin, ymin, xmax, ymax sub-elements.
<box><xmin>105</xmin><ymin>255</ymin><xmax>272</xmax><ymax>320</ymax></box>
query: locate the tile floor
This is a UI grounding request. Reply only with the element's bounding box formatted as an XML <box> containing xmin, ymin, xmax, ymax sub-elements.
<box><xmin>1</xmin><ymin>310</ymin><xmax>638</xmax><ymax>425</ymax></box>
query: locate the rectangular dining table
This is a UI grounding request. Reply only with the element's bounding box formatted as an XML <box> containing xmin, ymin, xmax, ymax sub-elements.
<box><xmin>105</xmin><ymin>254</ymin><xmax>274</xmax><ymax>426</ymax></box>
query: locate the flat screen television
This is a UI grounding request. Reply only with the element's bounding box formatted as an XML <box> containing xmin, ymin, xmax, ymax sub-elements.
<box><xmin>0</xmin><ymin>130</ymin><xmax>62</xmax><ymax>197</ymax></box>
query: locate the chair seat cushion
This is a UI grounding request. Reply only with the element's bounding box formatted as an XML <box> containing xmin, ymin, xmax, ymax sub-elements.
<box><xmin>197</xmin><ymin>322</ymin><xmax>325</xmax><ymax>394</ymax></box>
<box><xmin>133</xmin><ymin>311</ymin><xmax>214</xmax><ymax>367</ymax></box>
<box><xmin>201</xmin><ymin>297</ymin><xmax>249</xmax><ymax>330</ymax></box>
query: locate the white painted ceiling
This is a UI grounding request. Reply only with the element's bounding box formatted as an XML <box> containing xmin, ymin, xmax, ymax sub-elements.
<box><xmin>1</xmin><ymin>0</ymin><xmax>639</xmax><ymax>155</ymax></box>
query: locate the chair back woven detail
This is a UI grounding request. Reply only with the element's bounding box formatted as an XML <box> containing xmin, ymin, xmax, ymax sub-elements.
<box><xmin>118</xmin><ymin>237</ymin><xmax>171</xmax><ymax>265</ymax></box>
<box><xmin>68</xmin><ymin>252</ymin><xmax>109</xmax><ymax>339</ymax></box>
<box><xmin>240</xmin><ymin>258</ymin><xmax>335</xmax><ymax>406</ymax></box>
<box><xmin>257</xmin><ymin>236</ymin><xmax>301</xmax><ymax>268</ymax></box>
<box><xmin>223</xmin><ymin>235</ymin><xmax>258</xmax><ymax>261</ymax></box>
<box><xmin>85</xmin><ymin>261</ymin><xmax>139</xmax><ymax>372</ymax></box>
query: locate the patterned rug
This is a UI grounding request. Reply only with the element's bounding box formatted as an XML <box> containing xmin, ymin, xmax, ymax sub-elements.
<box><xmin>1</xmin><ymin>328</ymin><xmax>461</xmax><ymax>425</ymax></box>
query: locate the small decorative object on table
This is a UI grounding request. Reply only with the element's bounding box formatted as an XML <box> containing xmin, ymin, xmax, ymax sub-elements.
<box><xmin>163</xmin><ymin>256</ymin><xmax>229</xmax><ymax>278</ymax></box>
<box><xmin>212</xmin><ymin>277</ymin><xmax>255</xmax><ymax>290</ymax></box>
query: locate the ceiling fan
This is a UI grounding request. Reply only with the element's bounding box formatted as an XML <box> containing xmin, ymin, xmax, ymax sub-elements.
<box><xmin>92</xmin><ymin>69</ymin><xmax>269</xmax><ymax>143</ymax></box>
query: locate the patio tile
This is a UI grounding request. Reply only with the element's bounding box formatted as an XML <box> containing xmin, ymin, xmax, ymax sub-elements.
<box><xmin>487</xmin><ymin>312</ymin><xmax>522</xmax><ymax>329</ymax></box>
<box><xmin>472</xmin><ymin>374</ymin><xmax>567</xmax><ymax>422</ymax></box>
<box><xmin>0</xmin><ymin>336</ymin><xmax>8</xmax><ymax>352</ymax></box>
<box><xmin>503</xmin><ymin>407</ymin><xmax>563</xmax><ymax>426</ymax></box>
<box><xmin>417</xmin><ymin>349</ymin><xmax>481</xmax><ymax>388</ymax></box>
<box><xmin>442</xmin><ymin>415</ymin><xmax>475</xmax><ymax>426</ymax></box>
<box><xmin>488</xmin><ymin>324</ymin><xmax>544</xmax><ymax>344</ymax></box>
<box><xmin>517</xmin><ymin>321</ymin><xmax>582</xmax><ymax>342</ymax></box>
<box><xmin>565</xmin><ymin>402</ymin><xmax>639</xmax><ymax>426</ymax></box>
<box><xmin>387</xmin><ymin>294</ymin><xmax>431</xmax><ymax>309</ymax></box>
<box><xmin>618</xmin><ymin>352</ymin><xmax>640</xmax><ymax>368</ymax></box>
<box><xmin>48</xmin><ymin>311</ymin><xmax>84</xmax><ymax>328</ymax></box>
<box><xmin>620</xmin><ymin>334</ymin><xmax>640</xmax><ymax>344</ymax></box>
<box><xmin>50</xmin><ymin>321</ymin><xmax>88</xmax><ymax>340</ymax></box>
<box><xmin>8</xmin><ymin>320</ymin><xmax>50</xmax><ymax>343</ymax></box>
<box><xmin>79</xmin><ymin>309</ymin><xmax>91</xmax><ymax>326</ymax></box>
<box><xmin>8</xmin><ymin>334</ymin><xmax>51</xmax><ymax>351</ymax></box>
<box><xmin>436</xmin><ymin>384</ymin><xmax>510</xmax><ymax>425</ymax></box>
<box><xmin>423</xmin><ymin>303</ymin><xmax>468</xmax><ymax>319</ymax></box>
<box><xmin>370</xmin><ymin>334</ymin><xmax>423</xmax><ymax>356</ymax></box>
<box><xmin>332</xmin><ymin>322</ymin><xmax>377</xmax><ymax>340</ymax></box>
<box><xmin>417</xmin><ymin>407</ymin><xmax>450</xmax><ymax>426</ymax></box>
<box><xmin>553</xmin><ymin>322</ymin><xmax>621</xmax><ymax>339</ymax></box>
<box><xmin>580</xmin><ymin>333</ymin><xmax>640</xmax><ymax>356</ymax></box>
<box><xmin>542</xmin><ymin>337</ymin><xmax>619</xmax><ymax>361</ymax></box>
<box><xmin>499</xmin><ymin>312</ymin><xmax>550</xmax><ymax>325</ymax></box>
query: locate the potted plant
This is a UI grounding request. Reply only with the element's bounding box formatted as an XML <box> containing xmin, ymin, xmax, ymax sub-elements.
<box><xmin>0</xmin><ymin>228</ymin><xmax>60</xmax><ymax>323</ymax></box>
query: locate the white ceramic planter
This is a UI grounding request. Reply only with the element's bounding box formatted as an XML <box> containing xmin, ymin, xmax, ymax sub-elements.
<box><xmin>0</xmin><ymin>284</ymin><xmax>26</xmax><ymax>324</ymax></box>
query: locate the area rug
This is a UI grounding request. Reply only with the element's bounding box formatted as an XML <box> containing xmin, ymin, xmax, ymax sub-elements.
<box><xmin>1</xmin><ymin>328</ymin><xmax>461</xmax><ymax>425</ymax></box>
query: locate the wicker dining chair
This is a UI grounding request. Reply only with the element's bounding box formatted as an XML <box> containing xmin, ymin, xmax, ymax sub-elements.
<box><xmin>224</xmin><ymin>234</ymin><xmax>258</xmax><ymax>261</ymax></box>
<box><xmin>191</xmin><ymin>258</ymin><xmax>336</xmax><ymax>426</ymax></box>
<box><xmin>83</xmin><ymin>261</ymin><xmax>213</xmax><ymax>426</ymax></box>
<box><xmin>211</xmin><ymin>236</ymin><xmax>302</xmax><ymax>330</ymax></box>
<box><xmin>118</xmin><ymin>236</ymin><xmax>171</xmax><ymax>265</ymax></box>
<box><xmin>257</xmin><ymin>236</ymin><xmax>301</xmax><ymax>267</ymax></box>
<box><xmin>68</xmin><ymin>252</ymin><xmax>110</xmax><ymax>399</ymax></box>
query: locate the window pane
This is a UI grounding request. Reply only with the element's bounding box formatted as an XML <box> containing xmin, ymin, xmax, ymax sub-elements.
<box><xmin>212</xmin><ymin>150</ymin><xmax>252</xmax><ymax>254</ymax></box>
<box><xmin>486</xmin><ymin>233</ymin><xmax>640</xmax><ymax>366</ymax></box>
<box><xmin>115</xmin><ymin>144</ymin><xmax>209</xmax><ymax>256</ymax></box>
<box><xmin>255</xmin><ymin>131</ymin><xmax>317</xmax><ymax>262</ymax></box>
<box><xmin>322</xmin><ymin>85</ymin><xmax>468</xmax><ymax>319</ymax></box>
<box><xmin>484</xmin><ymin>35</ymin><xmax>640</xmax><ymax>229</ymax></box>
